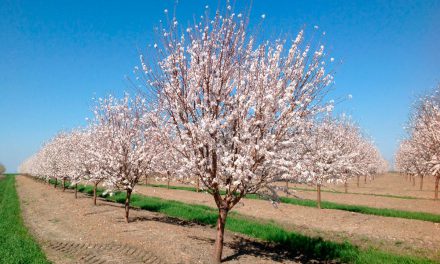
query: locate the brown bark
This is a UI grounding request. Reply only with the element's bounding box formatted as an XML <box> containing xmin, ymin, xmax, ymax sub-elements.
<box><xmin>356</xmin><ymin>176</ymin><xmax>360</xmax><ymax>187</ymax></box>
<box><xmin>435</xmin><ymin>176</ymin><xmax>439</xmax><ymax>200</ymax></box>
<box><xmin>93</xmin><ymin>183</ymin><xmax>98</xmax><ymax>205</ymax></box>
<box><xmin>196</xmin><ymin>178</ymin><xmax>200</xmax><ymax>192</ymax></box>
<box><xmin>145</xmin><ymin>174</ymin><xmax>148</xmax><ymax>185</ymax></box>
<box><xmin>317</xmin><ymin>184</ymin><xmax>322</xmax><ymax>209</ymax></box>
<box><xmin>412</xmin><ymin>176</ymin><xmax>416</xmax><ymax>187</ymax></box>
<box><xmin>167</xmin><ymin>171</ymin><xmax>171</xmax><ymax>189</ymax></box>
<box><xmin>75</xmin><ymin>184</ymin><xmax>78</xmax><ymax>199</ymax></box>
<box><xmin>125</xmin><ymin>190</ymin><xmax>132</xmax><ymax>223</ymax></box>
<box><xmin>213</xmin><ymin>208</ymin><xmax>228</xmax><ymax>263</ymax></box>
<box><xmin>364</xmin><ymin>175</ymin><xmax>367</xmax><ymax>184</ymax></box>
<box><xmin>62</xmin><ymin>178</ymin><xmax>66</xmax><ymax>192</ymax></box>
<box><xmin>344</xmin><ymin>182</ymin><xmax>348</xmax><ymax>193</ymax></box>
<box><xmin>420</xmin><ymin>175</ymin><xmax>424</xmax><ymax>191</ymax></box>
<box><xmin>54</xmin><ymin>178</ymin><xmax>57</xmax><ymax>189</ymax></box>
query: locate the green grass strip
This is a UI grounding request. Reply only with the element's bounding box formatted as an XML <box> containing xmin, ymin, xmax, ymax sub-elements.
<box><xmin>146</xmin><ymin>183</ymin><xmax>440</xmax><ymax>223</ymax></box>
<box><xmin>290</xmin><ymin>186</ymin><xmax>423</xmax><ymax>200</ymax></box>
<box><xmin>50</xmin><ymin>179</ymin><xmax>434</xmax><ymax>263</ymax></box>
<box><xmin>0</xmin><ymin>175</ymin><xmax>49</xmax><ymax>264</ymax></box>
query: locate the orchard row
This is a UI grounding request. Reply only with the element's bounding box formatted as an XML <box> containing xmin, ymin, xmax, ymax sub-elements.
<box><xmin>396</xmin><ymin>86</ymin><xmax>440</xmax><ymax>199</ymax></box>
<box><xmin>19</xmin><ymin>4</ymin><xmax>386</xmax><ymax>263</ymax></box>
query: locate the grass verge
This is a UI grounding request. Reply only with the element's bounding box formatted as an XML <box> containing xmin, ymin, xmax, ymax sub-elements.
<box><xmin>290</xmin><ymin>186</ymin><xmax>423</xmax><ymax>200</ymax></box>
<box><xmin>0</xmin><ymin>175</ymin><xmax>49</xmax><ymax>264</ymax></box>
<box><xmin>146</xmin><ymin>183</ymin><xmax>440</xmax><ymax>223</ymax></box>
<box><xmin>47</xmin><ymin>178</ymin><xmax>434</xmax><ymax>264</ymax></box>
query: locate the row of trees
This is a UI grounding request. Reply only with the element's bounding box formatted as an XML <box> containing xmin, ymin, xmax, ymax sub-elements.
<box><xmin>19</xmin><ymin>4</ymin><xmax>386</xmax><ymax>263</ymax></box>
<box><xmin>395</xmin><ymin>86</ymin><xmax>440</xmax><ymax>199</ymax></box>
<box><xmin>296</xmin><ymin>117</ymin><xmax>387</xmax><ymax>208</ymax></box>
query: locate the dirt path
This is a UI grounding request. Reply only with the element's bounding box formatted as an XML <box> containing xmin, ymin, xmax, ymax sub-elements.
<box><xmin>16</xmin><ymin>176</ymin><xmax>300</xmax><ymax>264</ymax></box>
<box><xmin>135</xmin><ymin>185</ymin><xmax>440</xmax><ymax>259</ymax></box>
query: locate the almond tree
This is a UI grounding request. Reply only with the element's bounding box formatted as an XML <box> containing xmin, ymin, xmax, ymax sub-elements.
<box><xmin>397</xmin><ymin>87</ymin><xmax>440</xmax><ymax>199</ymax></box>
<box><xmin>75</xmin><ymin>127</ymin><xmax>110</xmax><ymax>205</ymax></box>
<box><xmin>89</xmin><ymin>94</ymin><xmax>161</xmax><ymax>222</ymax></box>
<box><xmin>41</xmin><ymin>134</ymin><xmax>66</xmax><ymax>189</ymax></box>
<box><xmin>66</xmin><ymin>129</ymin><xmax>96</xmax><ymax>198</ymax></box>
<box><xmin>139</xmin><ymin>5</ymin><xmax>335</xmax><ymax>262</ymax></box>
<box><xmin>299</xmin><ymin>117</ymin><xmax>385</xmax><ymax>206</ymax></box>
<box><xmin>298</xmin><ymin>118</ymin><xmax>359</xmax><ymax>207</ymax></box>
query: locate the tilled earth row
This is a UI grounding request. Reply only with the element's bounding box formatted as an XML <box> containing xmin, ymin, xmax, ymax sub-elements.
<box><xmin>43</xmin><ymin>240</ymin><xmax>162</xmax><ymax>264</ymax></box>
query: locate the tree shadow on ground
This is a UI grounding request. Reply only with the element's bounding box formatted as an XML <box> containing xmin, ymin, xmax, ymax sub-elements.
<box><xmin>130</xmin><ymin>214</ymin><xmax>204</xmax><ymax>228</ymax></box>
<box><xmin>188</xmin><ymin>235</ymin><xmax>340</xmax><ymax>263</ymax></box>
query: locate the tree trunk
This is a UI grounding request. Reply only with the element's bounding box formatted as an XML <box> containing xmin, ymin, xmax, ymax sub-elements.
<box><xmin>213</xmin><ymin>208</ymin><xmax>228</xmax><ymax>263</ymax></box>
<box><xmin>357</xmin><ymin>176</ymin><xmax>360</xmax><ymax>187</ymax></box>
<box><xmin>344</xmin><ymin>182</ymin><xmax>348</xmax><ymax>193</ymax></box>
<box><xmin>435</xmin><ymin>176</ymin><xmax>439</xmax><ymax>200</ymax></box>
<box><xmin>62</xmin><ymin>178</ymin><xmax>66</xmax><ymax>192</ymax></box>
<box><xmin>54</xmin><ymin>178</ymin><xmax>57</xmax><ymax>189</ymax></box>
<box><xmin>317</xmin><ymin>184</ymin><xmax>322</xmax><ymax>209</ymax></box>
<box><xmin>412</xmin><ymin>176</ymin><xmax>416</xmax><ymax>186</ymax></box>
<box><xmin>167</xmin><ymin>171</ymin><xmax>171</xmax><ymax>189</ymax></box>
<box><xmin>420</xmin><ymin>175</ymin><xmax>424</xmax><ymax>191</ymax></box>
<box><xmin>364</xmin><ymin>175</ymin><xmax>367</xmax><ymax>184</ymax></box>
<box><xmin>196</xmin><ymin>178</ymin><xmax>200</xmax><ymax>192</ymax></box>
<box><xmin>93</xmin><ymin>183</ymin><xmax>98</xmax><ymax>205</ymax></box>
<box><xmin>145</xmin><ymin>174</ymin><xmax>148</xmax><ymax>185</ymax></box>
<box><xmin>125</xmin><ymin>190</ymin><xmax>132</xmax><ymax>223</ymax></box>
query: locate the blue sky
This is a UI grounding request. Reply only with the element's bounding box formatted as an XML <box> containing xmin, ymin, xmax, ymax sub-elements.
<box><xmin>1</xmin><ymin>0</ymin><xmax>439</xmax><ymax>172</ymax></box>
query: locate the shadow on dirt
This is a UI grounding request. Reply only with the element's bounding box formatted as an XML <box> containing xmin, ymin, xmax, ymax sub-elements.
<box><xmin>188</xmin><ymin>235</ymin><xmax>340</xmax><ymax>263</ymax></box>
<box><xmin>131</xmin><ymin>214</ymin><xmax>203</xmax><ymax>227</ymax></box>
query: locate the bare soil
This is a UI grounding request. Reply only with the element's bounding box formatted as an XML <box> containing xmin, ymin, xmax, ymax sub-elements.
<box><xmin>16</xmin><ymin>176</ymin><xmax>301</xmax><ymax>264</ymax></box>
<box><xmin>288</xmin><ymin>187</ymin><xmax>440</xmax><ymax>215</ymax></box>
<box><xmin>135</xmin><ymin>184</ymin><xmax>440</xmax><ymax>259</ymax></box>
<box><xmin>311</xmin><ymin>173</ymin><xmax>438</xmax><ymax>200</ymax></box>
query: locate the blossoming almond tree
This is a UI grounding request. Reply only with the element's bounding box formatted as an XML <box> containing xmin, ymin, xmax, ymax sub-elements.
<box><xmin>395</xmin><ymin>139</ymin><xmax>428</xmax><ymax>190</ymax></box>
<box><xmin>139</xmin><ymin>5</ymin><xmax>334</xmax><ymax>262</ymax></box>
<box><xmin>397</xmin><ymin>87</ymin><xmax>440</xmax><ymax>199</ymax></box>
<box><xmin>42</xmin><ymin>134</ymin><xmax>67</xmax><ymax>189</ymax></box>
<box><xmin>66</xmin><ymin>129</ymin><xmax>96</xmax><ymax>199</ymax></box>
<box><xmin>298</xmin><ymin>117</ymin><xmax>385</xmax><ymax>206</ymax></box>
<box><xmin>297</xmin><ymin>118</ymin><xmax>357</xmax><ymax>207</ymax></box>
<box><xmin>89</xmin><ymin>94</ymin><xmax>161</xmax><ymax>222</ymax></box>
